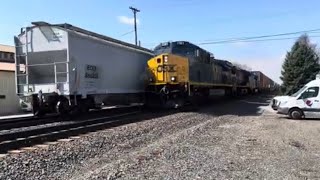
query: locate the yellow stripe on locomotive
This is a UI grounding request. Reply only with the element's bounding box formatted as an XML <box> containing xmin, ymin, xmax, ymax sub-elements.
<box><xmin>147</xmin><ymin>53</ymin><xmax>189</xmax><ymax>85</ymax></box>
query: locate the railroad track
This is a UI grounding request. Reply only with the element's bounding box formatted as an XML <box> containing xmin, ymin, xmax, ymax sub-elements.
<box><xmin>0</xmin><ymin>112</ymin><xmax>138</xmax><ymax>154</ymax></box>
<box><xmin>0</xmin><ymin>115</ymin><xmax>60</xmax><ymax>131</ymax></box>
<box><xmin>0</xmin><ymin>106</ymin><xmax>176</xmax><ymax>154</ymax></box>
<box><xmin>0</xmin><ymin>105</ymin><xmax>143</xmax><ymax>131</ymax></box>
<box><xmin>0</xmin><ymin>95</ymin><xmax>270</xmax><ymax>154</ymax></box>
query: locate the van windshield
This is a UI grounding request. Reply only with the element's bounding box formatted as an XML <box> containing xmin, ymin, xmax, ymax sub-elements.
<box><xmin>290</xmin><ymin>86</ymin><xmax>307</xmax><ymax>97</ymax></box>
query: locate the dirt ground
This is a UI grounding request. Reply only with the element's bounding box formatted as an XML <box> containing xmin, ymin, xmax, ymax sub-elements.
<box><xmin>68</xmin><ymin>96</ymin><xmax>320</xmax><ymax>180</ymax></box>
<box><xmin>1</xmin><ymin>95</ymin><xmax>320</xmax><ymax>180</ymax></box>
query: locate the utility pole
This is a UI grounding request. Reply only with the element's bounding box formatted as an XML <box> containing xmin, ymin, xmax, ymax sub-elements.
<box><xmin>129</xmin><ymin>6</ymin><xmax>140</xmax><ymax>46</ymax></box>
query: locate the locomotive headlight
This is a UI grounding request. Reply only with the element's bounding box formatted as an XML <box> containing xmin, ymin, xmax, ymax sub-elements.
<box><xmin>164</xmin><ymin>55</ymin><xmax>168</xmax><ymax>63</ymax></box>
<box><xmin>171</xmin><ymin>76</ymin><xmax>176</xmax><ymax>82</ymax></box>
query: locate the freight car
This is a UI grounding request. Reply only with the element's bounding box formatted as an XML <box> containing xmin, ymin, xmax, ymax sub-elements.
<box><xmin>236</xmin><ymin>69</ymin><xmax>259</xmax><ymax>94</ymax></box>
<box><xmin>145</xmin><ymin>41</ymin><xmax>257</xmax><ymax>108</ymax></box>
<box><xmin>14</xmin><ymin>21</ymin><xmax>154</xmax><ymax>116</ymax></box>
<box><xmin>252</xmin><ymin>71</ymin><xmax>274</xmax><ymax>93</ymax></box>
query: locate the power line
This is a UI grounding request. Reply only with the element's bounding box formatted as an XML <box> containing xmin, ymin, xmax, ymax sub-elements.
<box><xmin>143</xmin><ymin>31</ymin><xmax>320</xmax><ymax>47</ymax></box>
<box><xmin>142</xmin><ymin>28</ymin><xmax>320</xmax><ymax>48</ymax></box>
<box><xmin>197</xmin><ymin>35</ymin><xmax>320</xmax><ymax>45</ymax></box>
<box><xmin>198</xmin><ymin>29</ymin><xmax>320</xmax><ymax>45</ymax></box>
<box><xmin>142</xmin><ymin>35</ymin><xmax>320</xmax><ymax>49</ymax></box>
<box><xmin>199</xmin><ymin>31</ymin><xmax>320</xmax><ymax>43</ymax></box>
<box><xmin>119</xmin><ymin>30</ymin><xmax>134</xmax><ymax>37</ymax></box>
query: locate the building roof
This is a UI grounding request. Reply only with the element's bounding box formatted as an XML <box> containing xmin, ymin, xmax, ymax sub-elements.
<box><xmin>0</xmin><ymin>44</ymin><xmax>15</xmax><ymax>53</ymax></box>
<box><xmin>0</xmin><ymin>62</ymin><xmax>15</xmax><ymax>72</ymax></box>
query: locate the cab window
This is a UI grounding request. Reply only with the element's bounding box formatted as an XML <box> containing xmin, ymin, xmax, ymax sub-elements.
<box><xmin>299</xmin><ymin>87</ymin><xmax>319</xmax><ymax>99</ymax></box>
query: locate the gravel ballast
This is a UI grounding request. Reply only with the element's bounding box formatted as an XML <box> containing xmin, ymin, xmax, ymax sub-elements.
<box><xmin>1</xmin><ymin>96</ymin><xmax>320</xmax><ymax>179</ymax></box>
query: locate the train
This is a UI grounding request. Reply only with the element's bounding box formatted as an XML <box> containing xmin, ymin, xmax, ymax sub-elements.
<box><xmin>14</xmin><ymin>21</ymin><xmax>278</xmax><ymax>115</ymax></box>
<box><xmin>145</xmin><ymin>41</ymin><xmax>261</xmax><ymax>108</ymax></box>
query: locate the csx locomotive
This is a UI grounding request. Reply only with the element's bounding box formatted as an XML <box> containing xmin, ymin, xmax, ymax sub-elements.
<box><xmin>145</xmin><ymin>41</ymin><xmax>259</xmax><ymax>108</ymax></box>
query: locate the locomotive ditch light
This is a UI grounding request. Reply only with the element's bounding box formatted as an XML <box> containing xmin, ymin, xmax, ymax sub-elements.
<box><xmin>163</xmin><ymin>55</ymin><xmax>168</xmax><ymax>63</ymax></box>
<box><xmin>171</xmin><ymin>76</ymin><xmax>176</xmax><ymax>82</ymax></box>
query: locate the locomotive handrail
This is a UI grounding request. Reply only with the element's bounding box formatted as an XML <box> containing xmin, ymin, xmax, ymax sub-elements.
<box><xmin>26</xmin><ymin>61</ymin><xmax>69</xmax><ymax>67</ymax></box>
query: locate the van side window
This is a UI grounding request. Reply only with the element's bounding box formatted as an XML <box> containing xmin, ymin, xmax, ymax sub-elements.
<box><xmin>299</xmin><ymin>87</ymin><xmax>319</xmax><ymax>99</ymax></box>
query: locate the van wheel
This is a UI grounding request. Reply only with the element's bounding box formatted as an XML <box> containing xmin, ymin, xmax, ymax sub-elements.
<box><xmin>289</xmin><ymin>108</ymin><xmax>303</xmax><ymax>119</ymax></box>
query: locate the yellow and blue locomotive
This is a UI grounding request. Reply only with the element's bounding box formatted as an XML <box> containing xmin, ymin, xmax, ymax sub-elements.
<box><xmin>145</xmin><ymin>41</ymin><xmax>256</xmax><ymax>108</ymax></box>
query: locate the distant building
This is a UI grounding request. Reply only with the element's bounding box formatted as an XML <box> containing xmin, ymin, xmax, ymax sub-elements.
<box><xmin>0</xmin><ymin>44</ymin><xmax>15</xmax><ymax>63</ymax></box>
<box><xmin>0</xmin><ymin>45</ymin><xmax>20</xmax><ymax>115</ymax></box>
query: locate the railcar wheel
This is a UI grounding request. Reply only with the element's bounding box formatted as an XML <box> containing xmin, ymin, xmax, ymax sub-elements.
<box><xmin>289</xmin><ymin>108</ymin><xmax>303</xmax><ymax>120</ymax></box>
<box><xmin>31</xmin><ymin>94</ymin><xmax>45</xmax><ymax>117</ymax></box>
<box><xmin>56</xmin><ymin>98</ymin><xmax>70</xmax><ymax>115</ymax></box>
<box><xmin>33</xmin><ymin>109</ymin><xmax>45</xmax><ymax>117</ymax></box>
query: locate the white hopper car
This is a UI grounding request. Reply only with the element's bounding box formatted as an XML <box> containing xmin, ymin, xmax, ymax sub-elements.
<box><xmin>14</xmin><ymin>21</ymin><xmax>154</xmax><ymax>116</ymax></box>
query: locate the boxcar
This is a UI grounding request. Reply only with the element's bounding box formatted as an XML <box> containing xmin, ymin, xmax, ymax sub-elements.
<box><xmin>252</xmin><ymin>71</ymin><xmax>272</xmax><ymax>92</ymax></box>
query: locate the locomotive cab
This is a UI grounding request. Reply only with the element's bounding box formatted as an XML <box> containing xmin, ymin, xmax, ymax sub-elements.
<box><xmin>145</xmin><ymin>53</ymin><xmax>189</xmax><ymax>108</ymax></box>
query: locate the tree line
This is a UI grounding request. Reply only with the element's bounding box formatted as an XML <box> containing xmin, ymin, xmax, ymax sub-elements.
<box><xmin>280</xmin><ymin>34</ymin><xmax>320</xmax><ymax>95</ymax></box>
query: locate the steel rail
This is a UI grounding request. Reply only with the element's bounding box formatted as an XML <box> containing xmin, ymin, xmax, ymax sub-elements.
<box><xmin>0</xmin><ymin>110</ymin><xmax>143</xmax><ymax>154</ymax></box>
<box><xmin>0</xmin><ymin>106</ymin><xmax>142</xmax><ymax>131</ymax></box>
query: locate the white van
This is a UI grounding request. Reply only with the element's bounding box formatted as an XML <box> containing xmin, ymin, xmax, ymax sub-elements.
<box><xmin>271</xmin><ymin>75</ymin><xmax>320</xmax><ymax>119</ymax></box>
